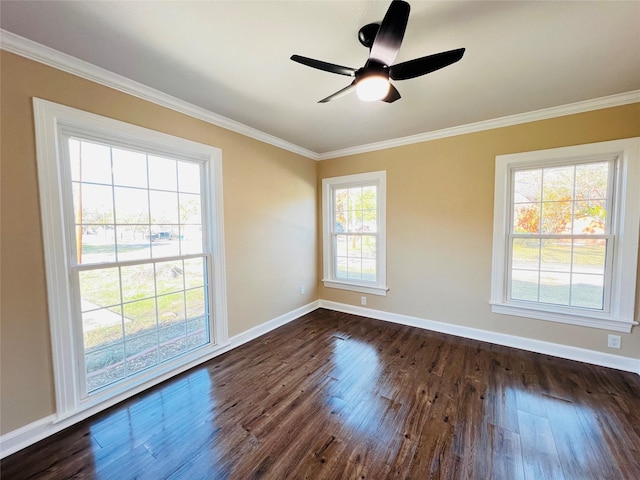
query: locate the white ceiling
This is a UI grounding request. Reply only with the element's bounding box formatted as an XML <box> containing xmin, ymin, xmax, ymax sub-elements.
<box><xmin>1</xmin><ymin>1</ymin><xmax>639</xmax><ymax>155</ymax></box>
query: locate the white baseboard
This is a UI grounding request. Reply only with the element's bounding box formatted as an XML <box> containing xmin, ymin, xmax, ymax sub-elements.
<box><xmin>319</xmin><ymin>300</ymin><xmax>640</xmax><ymax>374</ymax></box>
<box><xmin>228</xmin><ymin>300</ymin><xmax>320</xmax><ymax>349</ymax></box>
<box><xmin>0</xmin><ymin>414</ymin><xmax>57</xmax><ymax>460</ymax></box>
<box><xmin>0</xmin><ymin>300</ymin><xmax>320</xmax><ymax>460</ymax></box>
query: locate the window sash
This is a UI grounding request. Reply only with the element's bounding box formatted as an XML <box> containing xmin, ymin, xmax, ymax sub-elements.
<box><xmin>322</xmin><ymin>171</ymin><xmax>387</xmax><ymax>296</ymax></box>
<box><xmin>33</xmin><ymin>98</ymin><xmax>228</xmax><ymax>422</ymax></box>
<box><xmin>489</xmin><ymin>138</ymin><xmax>640</xmax><ymax>332</ymax></box>
<box><xmin>506</xmin><ymin>233</ymin><xmax>614</xmax><ymax>312</ymax></box>
<box><xmin>331</xmin><ymin>232</ymin><xmax>379</xmax><ymax>284</ymax></box>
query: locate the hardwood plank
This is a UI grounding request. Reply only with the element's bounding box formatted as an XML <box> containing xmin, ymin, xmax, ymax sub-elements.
<box><xmin>2</xmin><ymin>309</ymin><xmax>639</xmax><ymax>479</ymax></box>
<box><xmin>517</xmin><ymin>409</ymin><xmax>565</xmax><ymax>480</ymax></box>
<box><xmin>489</xmin><ymin>424</ymin><xmax>525</xmax><ymax>480</ymax></box>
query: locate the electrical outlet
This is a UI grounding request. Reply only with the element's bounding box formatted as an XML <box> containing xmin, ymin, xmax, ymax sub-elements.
<box><xmin>300</xmin><ymin>285</ymin><xmax>305</xmax><ymax>295</ymax></box>
<box><xmin>361</xmin><ymin>296</ymin><xmax>367</xmax><ymax>306</ymax></box>
<box><xmin>607</xmin><ymin>334</ymin><xmax>621</xmax><ymax>349</ymax></box>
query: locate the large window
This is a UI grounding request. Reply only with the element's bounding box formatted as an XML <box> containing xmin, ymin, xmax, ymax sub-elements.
<box><xmin>34</xmin><ymin>99</ymin><xmax>228</xmax><ymax>420</ymax></box>
<box><xmin>490</xmin><ymin>138</ymin><xmax>640</xmax><ymax>332</ymax></box>
<box><xmin>322</xmin><ymin>171</ymin><xmax>387</xmax><ymax>296</ymax></box>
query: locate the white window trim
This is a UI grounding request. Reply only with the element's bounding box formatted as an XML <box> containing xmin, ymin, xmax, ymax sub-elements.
<box><xmin>322</xmin><ymin>171</ymin><xmax>388</xmax><ymax>296</ymax></box>
<box><xmin>33</xmin><ymin>98</ymin><xmax>228</xmax><ymax>422</ymax></box>
<box><xmin>490</xmin><ymin>138</ymin><xmax>640</xmax><ymax>333</ymax></box>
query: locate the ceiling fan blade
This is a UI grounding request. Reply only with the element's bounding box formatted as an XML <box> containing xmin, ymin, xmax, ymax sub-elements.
<box><xmin>389</xmin><ymin>48</ymin><xmax>465</xmax><ymax>81</ymax></box>
<box><xmin>318</xmin><ymin>81</ymin><xmax>356</xmax><ymax>103</ymax></box>
<box><xmin>369</xmin><ymin>0</ymin><xmax>410</xmax><ymax>67</ymax></box>
<box><xmin>291</xmin><ymin>55</ymin><xmax>356</xmax><ymax>77</ymax></box>
<box><xmin>381</xmin><ymin>84</ymin><xmax>401</xmax><ymax>103</ymax></box>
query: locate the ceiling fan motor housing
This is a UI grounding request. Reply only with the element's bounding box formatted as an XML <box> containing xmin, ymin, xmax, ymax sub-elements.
<box><xmin>358</xmin><ymin>23</ymin><xmax>381</xmax><ymax>49</ymax></box>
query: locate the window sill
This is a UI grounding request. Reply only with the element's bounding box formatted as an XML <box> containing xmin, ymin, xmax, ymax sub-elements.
<box><xmin>322</xmin><ymin>279</ymin><xmax>388</xmax><ymax>296</ymax></box>
<box><xmin>490</xmin><ymin>302</ymin><xmax>637</xmax><ymax>333</ymax></box>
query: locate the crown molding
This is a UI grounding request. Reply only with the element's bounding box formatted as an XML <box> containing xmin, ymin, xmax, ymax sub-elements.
<box><xmin>0</xmin><ymin>29</ymin><xmax>320</xmax><ymax>160</ymax></box>
<box><xmin>317</xmin><ymin>90</ymin><xmax>640</xmax><ymax>160</ymax></box>
<box><xmin>2</xmin><ymin>29</ymin><xmax>637</xmax><ymax>162</ymax></box>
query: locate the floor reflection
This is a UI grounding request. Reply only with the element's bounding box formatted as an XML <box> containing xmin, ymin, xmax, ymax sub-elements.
<box><xmin>88</xmin><ymin>369</ymin><xmax>218</xmax><ymax>477</ymax></box>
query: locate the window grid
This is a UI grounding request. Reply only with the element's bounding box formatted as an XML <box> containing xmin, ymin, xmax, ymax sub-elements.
<box><xmin>68</xmin><ymin>137</ymin><xmax>210</xmax><ymax>394</ymax></box>
<box><xmin>322</xmin><ymin>171</ymin><xmax>387</xmax><ymax>296</ymax></box>
<box><xmin>333</xmin><ymin>185</ymin><xmax>378</xmax><ymax>283</ymax></box>
<box><xmin>508</xmin><ymin>159</ymin><xmax>612</xmax><ymax>311</ymax></box>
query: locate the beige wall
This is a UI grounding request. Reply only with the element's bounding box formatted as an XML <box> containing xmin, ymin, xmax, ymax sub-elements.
<box><xmin>318</xmin><ymin>104</ymin><xmax>640</xmax><ymax>359</ymax></box>
<box><xmin>0</xmin><ymin>52</ymin><xmax>318</xmax><ymax>434</ymax></box>
<box><xmin>2</xmin><ymin>49</ymin><xmax>639</xmax><ymax>438</ymax></box>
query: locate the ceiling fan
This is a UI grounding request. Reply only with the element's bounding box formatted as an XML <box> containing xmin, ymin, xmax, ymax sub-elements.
<box><xmin>291</xmin><ymin>0</ymin><xmax>465</xmax><ymax>104</ymax></box>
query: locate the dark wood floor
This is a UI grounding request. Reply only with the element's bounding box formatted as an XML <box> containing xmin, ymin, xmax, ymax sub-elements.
<box><xmin>2</xmin><ymin>308</ymin><xmax>640</xmax><ymax>479</ymax></box>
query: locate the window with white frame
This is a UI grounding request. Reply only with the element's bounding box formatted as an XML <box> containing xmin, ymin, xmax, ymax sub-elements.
<box><xmin>490</xmin><ymin>138</ymin><xmax>640</xmax><ymax>332</ymax></box>
<box><xmin>322</xmin><ymin>171</ymin><xmax>387</xmax><ymax>296</ymax></box>
<box><xmin>33</xmin><ymin>99</ymin><xmax>228</xmax><ymax>420</ymax></box>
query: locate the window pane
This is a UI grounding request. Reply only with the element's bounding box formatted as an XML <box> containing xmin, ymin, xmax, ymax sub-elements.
<box><xmin>348</xmin><ymin>187</ymin><xmax>361</xmax><ymax>211</ymax></box>
<box><xmin>151</xmin><ymin>225</ymin><xmax>180</xmax><ymax>258</ymax></box>
<box><xmin>121</xmin><ymin>264</ymin><xmax>155</xmax><ymax>302</ymax></box>
<box><xmin>179</xmin><ymin>193</ymin><xmax>201</xmax><ymax>224</ymax></box>
<box><xmin>187</xmin><ymin>317</ymin><xmax>208</xmax><ymax>349</ymax></box>
<box><xmin>79</xmin><ymin>268</ymin><xmax>121</xmax><ymax>308</ymax></box>
<box><xmin>79</xmin><ymin>183</ymin><xmax>114</xmax><ymax>225</ymax></box>
<box><xmin>149</xmin><ymin>156</ymin><xmax>177</xmax><ymax>191</ymax></box>
<box><xmin>334</xmin><ymin>189</ymin><xmax>348</xmax><ymax>233</ymax></box>
<box><xmin>539</xmin><ymin>272</ymin><xmax>571</xmax><ymax>305</ymax></box>
<box><xmin>362</xmin><ymin>235</ymin><xmax>376</xmax><ymax>259</ymax></box>
<box><xmin>335</xmin><ymin>257</ymin><xmax>348</xmax><ymax>280</ymax></box>
<box><xmin>335</xmin><ymin>234</ymin><xmax>347</xmax><ymax>257</ymax></box>
<box><xmin>184</xmin><ymin>258</ymin><xmax>205</xmax><ymax>289</ymax></box>
<box><xmin>540</xmin><ymin>239</ymin><xmax>571</xmax><ymax>272</ymax></box>
<box><xmin>158</xmin><ymin>292</ymin><xmax>186</xmax><ymax>327</ymax></box>
<box><xmin>82</xmin><ymin>306</ymin><xmax>123</xmax><ymax>351</ymax></box>
<box><xmin>178</xmin><ymin>162</ymin><xmax>201</xmax><ymax>194</ymax></box>
<box><xmin>86</xmin><ymin>345</ymin><xmax>125</xmax><ymax>392</ymax></box>
<box><xmin>572</xmin><ymin>200</ymin><xmax>606</xmax><ymax>235</ymax></box>
<box><xmin>348</xmin><ymin>211</ymin><xmax>362</xmax><ymax>232</ymax></box>
<box><xmin>347</xmin><ymin>258</ymin><xmax>362</xmax><ymax>280</ymax></box>
<box><xmin>541</xmin><ymin>200</ymin><xmax>572</xmax><ymax>234</ymax></box>
<box><xmin>514</xmin><ymin>169</ymin><xmax>542</xmax><ymax>203</ymax></box>
<box><xmin>186</xmin><ymin>287</ymin><xmax>206</xmax><ymax>319</ymax></box>
<box><xmin>80</xmin><ymin>255</ymin><xmax>209</xmax><ymax>392</ymax></box>
<box><xmin>114</xmin><ymin>187</ymin><xmax>149</xmax><ymax>224</ymax></box>
<box><xmin>150</xmin><ymin>190</ymin><xmax>179</xmax><ymax>224</ymax></box>
<box><xmin>571</xmin><ymin>274</ymin><xmax>604</xmax><ymax>309</ymax></box>
<box><xmin>78</xmin><ymin>140</ymin><xmax>112</xmax><ymax>185</ymax></box>
<box><xmin>573</xmin><ymin>240</ymin><xmax>606</xmax><ymax>275</ymax></box>
<box><xmin>363</xmin><ymin>210</ymin><xmax>377</xmax><ymax>232</ymax></box>
<box><xmin>112</xmin><ymin>149</ymin><xmax>147</xmax><ymax>188</ymax></box>
<box><xmin>542</xmin><ymin>166</ymin><xmax>574</xmax><ymax>201</ymax></box>
<box><xmin>181</xmin><ymin>226</ymin><xmax>203</xmax><ymax>255</ymax></box>
<box><xmin>362</xmin><ymin>259</ymin><xmax>376</xmax><ymax>282</ymax></box>
<box><xmin>347</xmin><ymin>235</ymin><xmax>361</xmax><ymax>256</ymax></box>
<box><xmin>79</xmin><ymin>230</ymin><xmax>116</xmax><ymax>264</ymax></box>
<box><xmin>116</xmin><ymin>225</ymin><xmax>151</xmax><ymax>261</ymax></box>
<box><xmin>156</xmin><ymin>260</ymin><xmax>184</xmax><ymax>295</ymax></box>
<box><xmin>125</xmin><ymin>333</ymin><xmax>159</xmax><ymax>375</ymax></box>
<box><xmin>362</xmin><ymin>186</ymin><xmax>377</xmax><ymax>209</ymax></box>
<box><xmin>159</xmin><ymin>323</ymin><xmax>186</xmax><ymax>362</ymax></box>
<box><xmin>513</xmin><ymin>203</ymin><xmax>540</xmax><ymax>234</ymax></box>
<box><xmin>511</xmin><ymin>269</ymin><xmax>539</xmax><ymax>302</ymax></box>
<box><xmin>575</xmin><ymin>162</ymin><xmax>608</xmax><ymax>201</ymax></box>
<box><xmin>123</xmin><ymin>298</ymin><xmax>157</xmax><ymax>336</ymax></box>
<box><xmin>512</xmin><ymin>238</ymin><xmax>540</xmax><ymax>271</ymax></box>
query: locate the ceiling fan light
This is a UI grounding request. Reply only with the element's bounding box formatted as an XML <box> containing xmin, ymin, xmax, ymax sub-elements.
<box><xmin>356</xmin><ymin>75</ymin><xmax>390</xmax><ymax>101</ymax></box>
